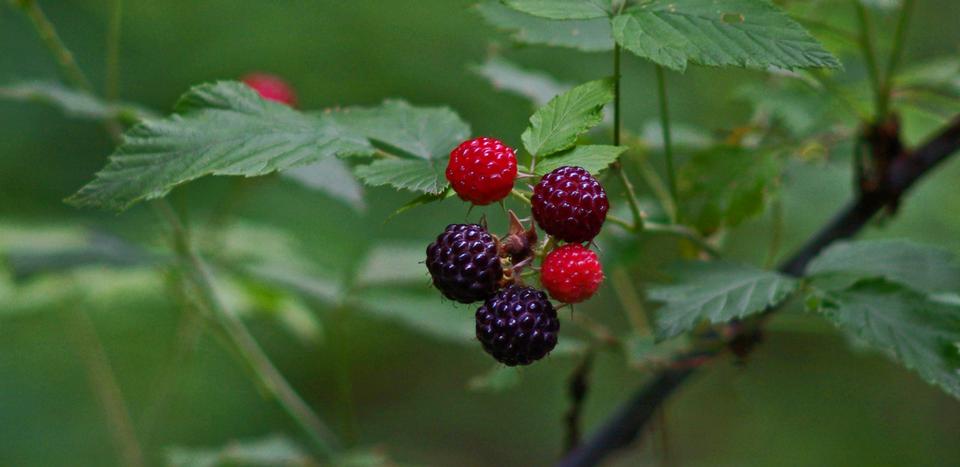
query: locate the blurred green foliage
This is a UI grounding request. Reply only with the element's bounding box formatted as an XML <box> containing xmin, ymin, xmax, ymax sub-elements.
<box><xmin>2</xmin><ymin>1</ymin><xmax>960</xmax><ymax>466</ymax></box>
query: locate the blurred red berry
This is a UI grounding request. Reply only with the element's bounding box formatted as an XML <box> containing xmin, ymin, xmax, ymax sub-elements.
<box><xmin>446</xmin><ymin>137</ymin><xmax>518</xmax><ymax>205</ymax></box>
<box><xmin>242</xmin><ymin>73</ymin><xmax>297</xmax><ymax>107</ymax></box>
<box><xmin>540</xmin><ymin>244</ymin><xmax>604</xmax><ymax>303</ymax></box>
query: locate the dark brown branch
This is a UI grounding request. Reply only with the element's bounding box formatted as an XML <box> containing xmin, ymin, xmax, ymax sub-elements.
<box><xmin>564</xmin><ymin>352</ymin><xmax>595</xmax><ymax>452</ymax></box>
<box><xmin>557</xmin><ymin>116</ymin><xmax>960</xmax><ymax>467</ymax></box>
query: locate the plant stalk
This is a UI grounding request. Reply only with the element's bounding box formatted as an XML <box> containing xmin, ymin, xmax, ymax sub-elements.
<box><xmin>655</xmin><ymin>65</ymin><xmax>677</xmax><ymax>223</ymax></box>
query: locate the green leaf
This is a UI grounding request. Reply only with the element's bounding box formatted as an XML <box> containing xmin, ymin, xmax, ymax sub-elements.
<box><xmin>349</xmin><ymin>289</ymin><xmax>477</xmax><ymax>342</ymax></box>
<box><xmin>283</xmin><ymin>157</ymin><xmax>365</xmax><ymax>211</ymax></box>
<box><xmin>167</xmin><ymin>435</ymin><xmax>312</xmax><ymax>467</ymax></box>
<box><xmin>353</xmin><ymin>158</ymin><xmax>447</xmax><ymax>194</ymax></box>
<box><xmin>386</xmin><ymin>187</ymin><xmax>455</xmax><ymax>220</ymax></box>
<box><xmin>624</xmin><ymin>334</ymin><xmax>691</xmax><ymax>369</ymax></box>
<box><xmin>468</xmin><ymin>365</ymin><xmax>522</xmax><ymax>392</ymax></box>
<box><xmin>678</xmin><ymin>145</ymin><xmax>782</xmax><ymax>233</ymax></box>
<box><xmin>650</xmin><ymin>261</ymin><xmax>798</xmax><ymax>338</ymax></box>
<box><xmin>611</xmin><ymin>0</ymin><xmax>841</xmax><ymax>72</ymax></box>
<box><xmin>472</xmin><ymin>56</ymin><xmax>572</xmax><ymax>107</ymax></box>
<box><xmin>68</xmin><ymin>81</ymin><xmax>373</xmax><ymax>211</ymax></box>
<box><xmin>0</xmin><ymin>81</ymin><xmax>157</xmax><ymax>123</ymax></box>
<box><xmin>355</xmin><ymin>243</ymin><xmax>428</xmax><ymax>287</ymax></box>
<box><xmin>502</xmin><ymin>0</ymin><xmax>611</xmax><ymax>19</ymax></box>
<box><xmin>522</xmin><ymin>78</ymin><xmax>614</xmax><ymax>158</ymax></box>
<box><xmin>534</xmin><ymin>145</ymin><xmax>626</xmax><ymax>175</ymax></box>
<box><xmin>812</xmin><ymin>279</ymin><xmax>960</xmax><ymax>399</ymax></box>
<box><xmin>807</xmin><ymin>239</ymin><xmax>960</xmax><ymax>295</ymax></box>
<box><xmin>335</xmin><ymin>99</ymin><xmax>470</xmax><ymax>160</ymax></box>
<box><xmin>475</xmin><ymin>2</ymin><xmax>614</xmax><ymax>52</ymax></box>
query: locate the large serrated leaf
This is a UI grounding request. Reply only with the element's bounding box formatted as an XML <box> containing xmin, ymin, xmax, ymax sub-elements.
<box><xmin>650</xmin><ymin>261</ymin><xmax>798</xmax><ymax>338</ymax></box>
<box><xmin>502</xmin><ymin>0</ymin><xmax>612</xmax><ymax>19</ymax></box>
<box><xmin>475</xmin><ymin>2</ymin><xmax>614</xmax><ymax>52</ymax></box>
<box><xmin>522</xmin><ymin>78</ymin><xmax>614</xmax><ymax>158</ymax></box>
<box><xmin>813</xmin><ymin>280</ymin><xmax>960</xmax><ymax>399</ymax></box>
<box><xmin>283</xmin><ymin>157</ymin><xmax>366</xmax><ymax>211</ymax></box>
<box><xmin>353</xmin><ymin>158</ymin><xmax>447</xmax><ymax>194</ymax></box>
<box><xmin>678</xmin><ymin>145</ymin><xmax>782</xmax><ymax>233</ymax></box>
<box><xmin>611</xmin><ymin>0</ymin><xmax>841</xmax><ymax>72</ymax></box>
<box><xmin>534</xmin><ymin>145</ymin><xmax>625</xmax><ymax>175</ymax></box>
<box><xmin>807</xmin><ymin>239</ymin><xmax>960</xmax><ymax>295</ymax></box>
<box><xmin>68</xmin><ymin>81</ymin><xmax>373</xmax><ymax>211</ymax></box>
<box><xmin>335</xmin><ymin>99</ymin><xmax>470</xmax><ymax>160</ymax></box>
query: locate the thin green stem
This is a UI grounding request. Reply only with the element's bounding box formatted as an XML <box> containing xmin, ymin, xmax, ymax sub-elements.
<box><xmin>511</xmin><ymin>188</ymin><xmax>531</xmax><ymax>204</ymax></box>
<box><xmin>17</xmin><ymin>0</ymin><xmax>93</xmax><ymax>92</ymax></box>
<box><xmin>645</xmin><ymin>221</ymin><xmax>720</xmax><ymax>258</ymax></box>
<box><xmin>854</xmin><ymin>1</ymin><xmax>883</xmax><ymax>119</ymax></box>
<box><xmin>613</xmin><ymin>44</ymin><xmax>622</xmax><ymax>147</ymax></box>
<box><xmin>155</xmin><ymin>200</ymin><xmax>340</xmax><ymax>459</ymax></box>
<box><xmin>609</xmin><ymin>268</ymin><xmax>650</xmax><ymax>334</ymax></box>
<box><xmin>655</xmin><ymin>65</ymin><xmax>677</xmax><ymax>223</ymax></box>
<box><xmin>105</xmin><ymin>0</ymin><xmax>123</xmax><ymax>101</ymax></box>
<box><xmin>611</xmin><ymin>43</ymin><xmax>644</xmax><ymax>231</ymax></box>
<box><xmin>637</xmin><ymin>152</ymin><xmax>677</xmax><ymax>221</ymax></box>
<box><xmin>606</xmin><ymin>214</ymin><xmax>635</xmax><ymax>231</ymax></box>
<box><xmin>878</xmin><ymin>0</ymin><xmax>915</xmax><ymax>118</ymax></box>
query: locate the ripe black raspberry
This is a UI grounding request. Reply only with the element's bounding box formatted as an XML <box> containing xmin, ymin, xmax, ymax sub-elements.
<box><xmin>531</xmin><ymin>166</ymin><xmax>609</xmax><ymax>243</ymax></box>
<box><xmin>475</xmin><ymin>285</ymin><xmax>559</xmax><ymax>366</ymax></box>
<box><xmin>426</xmin><ymin>224</ymin><xmax>504</xmax><ymax>303</ymax></box>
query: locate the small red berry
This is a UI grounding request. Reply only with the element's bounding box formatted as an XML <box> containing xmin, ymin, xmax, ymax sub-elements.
<box><xmin>242</xmin><ymin>73</ymin><xmax>298</xmax><ymax>107</ymax></box>
<box><xmin>541</xmin><ymin>244</ymin><xmax>604</xmax><ymax>303</ymax></box>
<box><xmin>446</xmin><ymin>137</ymin><xmax>518</xmax><ymax>205</ymax></box>
<box><xmin>531</xmin><ymin>166</ymin><xmax>609</xmax><ymax>243</ymax></box>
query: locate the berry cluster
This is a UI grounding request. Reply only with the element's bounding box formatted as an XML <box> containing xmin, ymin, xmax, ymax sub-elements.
<box><xmin>425</xmin><ymin>137</ymin><xmax>609</xmax><ymax>366</ymax></box>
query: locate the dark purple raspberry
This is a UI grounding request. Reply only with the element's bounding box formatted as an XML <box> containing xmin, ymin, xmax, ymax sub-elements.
<box><xmin>426</xmin><ymin>224</ymin><xmax>504</xmax><ymax>304</ymax></box>
<box><xmin>475</xmin><ymin>285</ymin><xmax>559</xmax><ymax>366</ymax></box>
<box><xmin>531</xmin><ymin>166</ymin><xmax>609</xmax><ymax>243</ymax></box>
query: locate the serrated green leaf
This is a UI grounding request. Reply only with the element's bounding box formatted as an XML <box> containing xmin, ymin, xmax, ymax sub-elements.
<box><xmin>353</xmin><ymin>158</ymin><xmax>447</xmax><ymax>194</ymax></box>
<box><xmin>475</xmin><ymin>2</ymin><xmax>614</xmax><ymax>52</ymax></box>
<box><xmin>468</xmin><ymin>365</ymin><xmax>522</xmax><ymax>392</ymax></box>
<box><xmin>651</xmin><ymin>261</ymin><xmax>798</xmax><ymax>338</ymax></box>
<box><xmin>472</xmin><ymin>56</ymin><xmax>572</xmax><ymax>107</ymax></box>
<box><xmin>335</xmin><ymin>99</ymin><xmax>470</xmax><ymax>160</ymax></box>
<box><xmin>386</xmin><ymin>187</ymin><xmax>455</xmax><ymax>220</ymax></box>
<box><xmin>522</xmin><ymin>78</ymin><xmax>614</xmax><ymax>157</ymax></box>
<box><xmin>534</xmin><ymin>144</ymin><xmax>625</xmax><ymax>175</ymax></box>
<box><xmin>812</xmin><ymin>279</ymin><xmax>960</xmax><ymax>399</ymax></box>
<box><xmin>611</xmin><ymin>0</ymin><xmax>841</xmax><ymax>71</ymax></box>
<box><xmin>167</xmin><ymin>435</ymin><xmax>312</xmax><ymax>467</ymax></box>
<box><xmin>68</xmin><ymin>81</ymin><xmax>373</xmax><ymax>211</ymax></box>
<box><xmin>0</xmin><ymin>81</ymin><xmax>157</xmax><ymax>123</ymax></box>
<box><xmin>678</xmin><ymin>145</ymin><xmax>782</xmax><ymax>233</ymax></box>
<box><xmin>502</xmin><ymin>0</ymin><xmax>612</xmax><ymax>19</ymax></box>
<box><xmin>283</xmin><ymin>157</ymin><xmax>365</xmax><ymax>211</ymax></box>
<box><xmin>807</xmin><ymin>239</ymin><xmax>960</xmax><ymax>295</ymax></box>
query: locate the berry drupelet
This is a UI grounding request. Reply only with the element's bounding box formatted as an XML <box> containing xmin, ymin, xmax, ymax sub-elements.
<box><xmin>426</xmin><ymin>224</ymin><xmax>504</xmax><ymax>304</ymax></box>
<box><xmin>475</xmin><ymin>285</ymin><xmax>559</xmax><ymax>366</ymax></box>
<box><xmin>446</xmin><ymin>137</ymin><xmax>518</xmax><ymax>205</ymax></box>
<box><xmin>531</xmin><ymin>166</ymin><xmax>609</xmax><ymax>243</ymax></box>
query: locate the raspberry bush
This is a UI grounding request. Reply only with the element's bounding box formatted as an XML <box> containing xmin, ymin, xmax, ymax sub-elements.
<box><xmin>4</xmin><ymin>0</ymin><xmax>960</xmax><ymax>465</ymax></box>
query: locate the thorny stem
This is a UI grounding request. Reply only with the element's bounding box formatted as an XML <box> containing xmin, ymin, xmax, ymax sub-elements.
<box><xmin>18</xmin><ymin>3</ymin><xmax>341</xmax><ymax>459</ymax></box>
<box><xmin>564</xmin><ymin>352</ymin><xmax>594</xmax><ymax>452</ymax></box>
<box><xmin>655</xmin><ymin>65</ymin><xmax>677</xmax><ymax>223</ymax></box>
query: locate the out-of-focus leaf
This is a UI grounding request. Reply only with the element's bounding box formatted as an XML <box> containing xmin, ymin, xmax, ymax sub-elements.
<box><xmin>216</xmin><ymin>275</ymin><xmax>324</xmax><ymax>345</ymax></box>
<box><xmin>472</xmin><ymin>56</ymin><xmax>571</xmax><ymax>107</ymax></box>
<box><xmin>349</xmin><ymin>289</ymin><xmax>476</xmax><ymax>342</ymax></box>
<box><xmin>522</xmin><ymin>78</ymin><xmax>614</xmax><ymax>158</ymax></box>
<box><xmin>0</xmin><ymin>81</ymin><xmax>157</xmax><ymax>123</ymax></box>
<box><xmin>678</xmin><ymin>145</ymin><xmax>782</xmax><ymax>233</ymax></box>
<box><xmin>468</xmin><ymin>365</ymin><xmax>522</xmax><ymax>392</ymax></box>
<box><xmin>354</xmin><ymin>158</ymin><xmax>447</xmax><ymax>194</ymax></box>
<box><xmin>807</xmin><ymin>239</ymin><xmax>960</xmax><ymax>295</ymax></box>
<box><xmin>640</xmin><ymin>120</ymin><xmax>712</xmax><ymax>151</ymax></box>
<box><xmin>167</xmin><ymin>435</ymin><xmax>314</xmax><ymax>467</ymax></box>
<box><xmin>811</xmin><ymin>279</ymin><xmax>960</xmax><ymax>399</ymax></box>
<box><xmin>386</xmin><ymin>187</ymin><xmax>456</xmax><ymax>220</ymax></box>
<box><xmin>283</xmin><ymin>157</ymin><xmax>365</xmax><ymax>211</ymax></box>
<box><xmin>611</xmin><ymin>0</ymin><xmax>840</xmax><ymax>72</ymax></box>
<box><xmin>737</xmin><ymin>79</ymin><xmax>844</xmax><ymax>139</ymax></box>
<box><xmin>650</xmin><ymin>261</ymin><xmax>798</xmax><ymax>339</ymax></box>
<box><xmin>624</xmin><ymin>334</ymin><xmax>691</xmax><ymax>369</ymax></box>
<box><xmin>534</xmin><ymin>145</ymin><xmax>625</xmax><ymax>175</ymax></box>
<box><xmin>0</xmin><ymin>267</ymin><xmax>164</xmax><ymax>318</ymax></box>
<box><xmin>502</xmin><ymin>0</ymin><xmax>612</xmax><ymax>19</ymax></box>
<box><xmin>474</xmin><ymin>2</ymin><xmax>614</xmax><ymax>52</ymax></box>
<box><xmin>68</xmin><ymin>81</ymin><xmax>373</xmax><ymax>211</ymax></box>
<box><xmin>355</xmin><ymin>243</ymin><xmax>428</xmax><ymax>287</ymax></box>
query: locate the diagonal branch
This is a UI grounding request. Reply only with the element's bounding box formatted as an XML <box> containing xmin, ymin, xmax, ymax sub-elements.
<box><xmin>557</xmin><ymin>115</ymin><xmax>960</xmax><ymax>467</ymax></box>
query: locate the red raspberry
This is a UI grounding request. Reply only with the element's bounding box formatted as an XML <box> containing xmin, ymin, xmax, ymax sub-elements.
<box><xmin>242</xmin><ymin>73</ymin><xmax>298</xmax><ymax>107</ymax></box>
<box><xmin>446</xmin><ymin>137</ymin><xmax>518</xmax><ymax>205</ymax></box>
<box><xmin>531</xmin><ymin>166</ymin><xmax>609</xmax><ymax>243</ymax></box>
<box><xmin>541</xmin><ymin>244</ymin><xmax>604</xmax><ymax>303</ymax></box>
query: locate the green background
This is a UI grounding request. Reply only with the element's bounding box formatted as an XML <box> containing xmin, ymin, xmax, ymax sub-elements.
<box><xmin>1</xmin><ymin>1</ymin><xmax>959</xmax><ymax>465</ymax></box>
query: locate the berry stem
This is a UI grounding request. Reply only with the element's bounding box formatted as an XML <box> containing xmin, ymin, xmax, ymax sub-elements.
<box><xmin>655</xmin><ymin>65</ymin><xmax>678</xmax><ymax>223</ymax></box>
<box><xmin>611</xmin><ymin>42</ymin><xmax>645</xmax><ymax>231</ymax></box>
<box><xmin>510</xmin><ymin>188</ymin><xmax>532</xmax><ymax>204</ymax></box>
<box><xmin>645</xmin><ymin>222</ymin><xmax>720</xmax><ymax>258</ymax></box>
